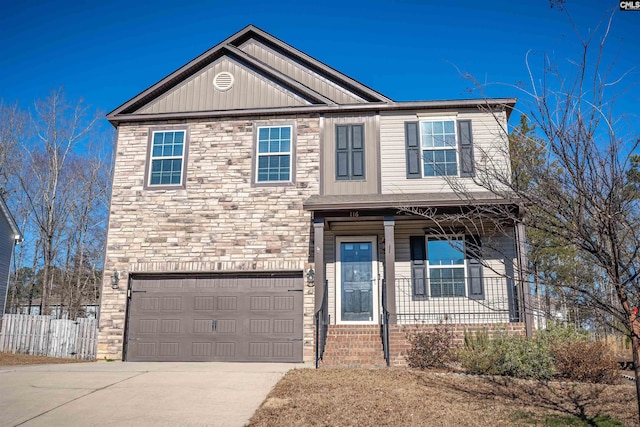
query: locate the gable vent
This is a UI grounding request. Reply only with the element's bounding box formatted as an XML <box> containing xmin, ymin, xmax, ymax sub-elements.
<box><xmin>213</xmin><ymin>72</ymin><xmax>234</xmax><ymax>91</ymax></box>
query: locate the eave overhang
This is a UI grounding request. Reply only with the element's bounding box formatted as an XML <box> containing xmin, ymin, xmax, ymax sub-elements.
<box><xmin>108</xmin><ymin>98</ymin><xmax>517</xmax><ymax>126</ymax></box>
<box><xmin>0</xmin><ymin>196</ymin><xmax>22</xmax><ymax>242</ymax></box>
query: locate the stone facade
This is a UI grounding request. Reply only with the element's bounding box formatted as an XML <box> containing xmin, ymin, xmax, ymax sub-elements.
<box><xmin>98</xmin><ymin>115</ymin><xmax>321</xmax><ymax>361</ymax></box>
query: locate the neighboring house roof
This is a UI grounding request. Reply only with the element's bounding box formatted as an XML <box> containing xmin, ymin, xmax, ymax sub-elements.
<box><xmin>0</xmin><ymin>195</ymin><xmax>22</xmax><ymax>241</ymax></box>
<box><xmin>107</xmin><ymin>25</ymin><xmax>516</xmax><ymax>126</ymax></box>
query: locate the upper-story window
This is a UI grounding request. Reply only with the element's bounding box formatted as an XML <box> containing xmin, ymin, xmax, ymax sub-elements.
<box><xmin>148</xmin><ymin>129</ymin><xmax>187</xmax><ymax>188</ymax></box>
<box><xmin>256</xmin><ymin>125</ymin><xmax>292</xmax><ymax>183</ymax></box>
<box><xmin>405</xmin><ymin>118</ymin><xmax>474</xmax><ymax>179</ymax></box>
<box><xmin>336</xmin><ymin>124</ymin><xmax>365</xmax><ymax>180</ymax></box>
<box><xmin>420</xmin><ymin>120</ymin><xmax>457</xmax><ymax>177</ymax></box>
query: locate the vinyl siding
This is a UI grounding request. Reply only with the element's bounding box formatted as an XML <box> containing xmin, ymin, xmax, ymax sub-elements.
<box><xmin>138</xmin><ymin>57</ymin><xmax>309</xmax><ymax>114</ymax></box>
<box><xmin>239</xmin><ymin>40</ymin><xmax>366</xmax><ymax>105</ymax></box>
<box><xmin>322</xmin><ymin>219</ymin><xmax>518</xmax><ymax>325</ymax></box>
<box><xmin>324</xmin><ymin>221</ymin><xmax>384</xmax><ymax>324</ymax></box>
<box><xmin>394</xmin><ymin>220</ymin><xmax>517</xmax><ymax>324</ymax></box>
<box><xmin>0</xmin><ymin>213</ymin><xmax>16</xmax><ymax>315</ymax></box>
<box><xmin>322</xmin><ymin>114</ymin><xmax>379</xmax><ymax>195</ymax></box>
<box><xmin>379</xmin><ymin>109</ymin><xmax>511</xmax><ymax>194</ymax></box>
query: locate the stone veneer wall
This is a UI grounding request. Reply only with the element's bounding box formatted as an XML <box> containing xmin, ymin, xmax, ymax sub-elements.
<box><xmin>98</xmin><ymin>115</ymin><xmax>320</xmax><ymax>361</ymax></box>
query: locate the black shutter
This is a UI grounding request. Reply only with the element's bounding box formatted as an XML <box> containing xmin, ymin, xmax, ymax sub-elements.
<box><xmin>465</xmin><ymin>234</ymin><xmax>484</xmax><ymax>300</ymax></box>
<box><xmin>410</xmin><ymin>236</ymin><xmax>428</xmax><ymax>299</ymax></box>
<box><xmin>405</xmin><ymin>121</ymin><xmax>421</xmax><ymax>179</ymax></box>
<box><xmin>336</xmin><ymin>125</ymin><xmax>349</xmax><ymax>180</ymax></box>
<box><xmin>336</xmin><ymin>124</ymin><xmax>365</xmax><ymax>180</ymax></box>
<box><xmin>351</xmin><ymin>124</ymin><xmax>364</xmax><ymax>179</ymax></box>
<box><xmin>458</xmin><ymin>120</ymin><xmax>475</xmax><ymax>177</ymax></box>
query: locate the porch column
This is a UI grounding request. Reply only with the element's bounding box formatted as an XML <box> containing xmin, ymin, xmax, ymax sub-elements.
<box><xmin>383</xmin><ymin>217</ymin><xmax>397</xmax><ymax>324</ymax></box>
<box><xmin>515</xmin><ymin>221</ymin><xmax>533</xmax><ymax>338</ymax></box>
<box><xmin>313</xmin><ymin>218</ymin><xmax>325</xmax><ymax>313</ymax></box>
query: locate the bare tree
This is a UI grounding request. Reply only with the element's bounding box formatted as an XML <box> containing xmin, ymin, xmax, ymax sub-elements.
<box><xmin>0</xmin><ymin>101</ymin><xmax>28</xmax><ymax>192</ymax></box>
<box><xmin>402</xmin><ymin>9</ymin><xmax>640</xmax><ymax>419</ymax></box>
<box><xmin>17</xmin><ymin>89</ymin><xmax>97</xmax><ymax>315</ymax></box>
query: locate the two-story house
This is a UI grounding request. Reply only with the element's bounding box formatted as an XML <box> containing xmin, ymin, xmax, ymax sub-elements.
<box><xmin>99</xmin><ymin>25</ymin><xmax>529</xmax><ymax>365</ymax></box>
<box><xmin>0</xmin><ymin>195</ymin><xmax>22</xmax><ymax>316</ymax></box>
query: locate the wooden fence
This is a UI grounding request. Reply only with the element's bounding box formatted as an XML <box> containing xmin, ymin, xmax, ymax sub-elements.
<box><xmin>0</xmin><ymin>314</ymin><xmax>98</xmax><ymax>360</ymax></box>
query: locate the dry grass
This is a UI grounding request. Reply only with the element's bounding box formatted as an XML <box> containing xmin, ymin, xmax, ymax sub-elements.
<box><xmin>0</xmin><ymin>352</ymin><xmax>93</xmax><ymax>366</ymax></box>
<box><xmin>249</xmin><ymin>368</ymin><xmax>638</xmax><ymax>427</ymax></box>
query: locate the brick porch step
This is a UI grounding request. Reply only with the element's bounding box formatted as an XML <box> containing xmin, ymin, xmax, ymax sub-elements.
<box><xmin>319</xmin><ymin>325</ymin><xmax>387</xmax><ymax>368</ymax></box>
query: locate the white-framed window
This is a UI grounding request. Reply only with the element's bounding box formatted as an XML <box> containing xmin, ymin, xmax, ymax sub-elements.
<box><xmin>420</xmin><ymin>120</ymin><xmax>458</xmax><ymax>177</ymax></box>
<box><xmin>148</xmin><ymin>130</ymin><xmax>186</xmax><ymax>187</ymax></box>
<box><xmin>427</xmin><ymin>236</ymin><xmax>466</xmax><ymax>297</ymax></box>
<box><xmin>256</xmin><ymin>125</ymin><xmax>292</xmax><ymax>183</ymax></box>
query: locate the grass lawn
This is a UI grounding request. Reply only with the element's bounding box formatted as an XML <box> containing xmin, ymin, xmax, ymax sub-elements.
<box><xmin>0</xmin><ymin>352</ymin><xmax>93</xmax><ymax>366</ymax></box>
<box><xmin>249</xmin><ymin>368</ymin><xmax>638</xmax><ymax>427</ymax></box>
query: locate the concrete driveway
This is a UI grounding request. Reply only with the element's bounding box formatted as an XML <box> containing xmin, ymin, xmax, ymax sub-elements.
<box><xmin>0</xmin><ymin>361</ymin><xmax>301</xmax><ymax>427</ymax></box>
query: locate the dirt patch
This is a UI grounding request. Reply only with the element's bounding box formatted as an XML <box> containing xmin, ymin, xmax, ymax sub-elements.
<box><xmin>249</xmin><ymin>368</ymin><xmax>638</xmax><ymax>427</ymax></box>
<box><xmin>0</xmin><ymin>352</ymin><xmax>93</xmax><ymax>366</ymax></box>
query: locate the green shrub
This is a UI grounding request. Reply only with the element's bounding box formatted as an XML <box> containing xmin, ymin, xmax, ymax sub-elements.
<box><xmin>552</xmin><ymin>340</ymin><xmax>620</xmax><ymax>384</ymax></box>
<box><xmin>459</xmin><ymin>324</ymin><xmax>620</xmax><ymax>384</ymax></box>
<box><xmin>405</xmin><ymin>324</ymin><xmax>457</xmax><ymax>369</ymax></box>
<box><xmin>536</xmin><ymin>322</ymin><xmax>587</xmax><ymax>347</ymax></box>
<box><xmin>459</xmin><ymin>333</ymin><xmax>555</xmax><ymax>380</ymax></box>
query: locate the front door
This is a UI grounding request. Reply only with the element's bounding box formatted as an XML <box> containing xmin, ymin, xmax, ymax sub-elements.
<box><xmin>336</xmin><ymin>236</ymin><xmax>378</xmax><ymax>323</ymax></box>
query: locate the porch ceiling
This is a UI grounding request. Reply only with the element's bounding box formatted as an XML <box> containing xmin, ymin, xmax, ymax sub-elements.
<box><xmin>303</xmin><ymin>192</ymin><xmax>515</xmax><ymax>212</ymax></box>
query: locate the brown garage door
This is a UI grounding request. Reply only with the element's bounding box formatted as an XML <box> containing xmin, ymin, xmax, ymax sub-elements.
<box><xmin>125</xmin><ymin>273</ymin><xmax>304</xmax><ymax>362</ymax></box>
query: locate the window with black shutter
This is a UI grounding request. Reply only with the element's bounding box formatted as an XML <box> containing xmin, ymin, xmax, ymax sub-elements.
<box><xmin>404</xmin><ymin>119</ymin><xmax>476</xmax><ymax>179</ymax></box>
<box><xmin>336</xmin><ymin>124</ymin><xmax>365</xmax><ymax>180</ymax></box>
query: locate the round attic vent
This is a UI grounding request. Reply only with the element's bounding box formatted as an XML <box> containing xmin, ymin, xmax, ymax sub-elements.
<box><xmin>213</xmin><ymin>72</ymin><xmax>234</xmax><ymax>91</ymax></box>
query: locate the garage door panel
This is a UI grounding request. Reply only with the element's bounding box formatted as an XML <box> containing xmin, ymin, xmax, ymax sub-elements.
<box><xmin>160</xmin><ymin>319</ymin><xmax>181</xmax><ymax>334</ymax></box>
<box><xmin>215</xmin><ymin>342</ymin><xmax>237</xmax><ymax>357</ymax></box>
<box><xmin>250</xmin><ymin>296</ymin><xmax>270</xmax><ymax>311</ymax></box>
<box><xmin>139</xmin><ymin>297</ymin><xmax>159</xmax><ymax>311</ymax></box>
<box><xmin>194</xmin><ymin>296</ymin><xmax>214</xmax><ymax>311</ymax></box>
<box><xmin>161</xmin><ymin>296</ymin><xmax>182</xmax><ymax>311</ymax></box>
<box><xmin>126</xmin><ymin>273</ymin><xmax>303</xmax><ymax>362</ymax></box>
<box><xmin>216</xmin><ymin>296</ymin><xmax>237</xmax><ymax>311</ymax></box>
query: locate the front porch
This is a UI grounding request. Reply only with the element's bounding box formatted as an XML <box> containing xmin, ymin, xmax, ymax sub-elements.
<box><xmin>310</xmin><ymin>207</ymin><xmax>530</xmax><ymax>368</ymax></box>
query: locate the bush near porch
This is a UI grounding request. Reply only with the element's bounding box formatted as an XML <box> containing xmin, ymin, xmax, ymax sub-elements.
<box><xmin>404</xmin><ymin>323</ymin><xmax>621</xmax><ymax>384</ymax></box>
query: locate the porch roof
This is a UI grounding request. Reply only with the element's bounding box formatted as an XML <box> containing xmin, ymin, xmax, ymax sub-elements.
<box><xmin>303</xmin><ymin>192</ymin><xmax>515</xmax><ymax>211</ymax></box>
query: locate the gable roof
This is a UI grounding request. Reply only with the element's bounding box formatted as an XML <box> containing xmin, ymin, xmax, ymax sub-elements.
<box><xmin>107</xmin><ymin>25</ymin><xmax>516</xmax><ymax>126</ymax></box>
<box><xmin>107</xmin><ymin>25</ymin><xmax>392</xmax><ymax>124</ymax></box>
<box><xmin>0</xmin><ymin>195</ymin><xmax>22</xmax><ymax>241</ymax></box>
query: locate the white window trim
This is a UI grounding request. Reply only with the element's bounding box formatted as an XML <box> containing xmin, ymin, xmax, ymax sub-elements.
<box><xmin>419</xmin><ymin>118</ymin><xmax>460</xmax><ymax>178</ymax></box>
<box><xmin>148</xmin><ymin>130</ymin><xmax>187</xmax><ymax>187</ymax></box>
<box><xmin>426</xmin><ymin>235</ymin><xmax>467</xmax><ymax>298</ymax></box>
<box><xmin>335</xmin><ymin>235</ymin><xmax>379</xmax><ymax>325</ymax></box>
<box><xmin>255</xmin><ymin>125</ymin><xmax>293</xmax><ymax>184</ymax></box>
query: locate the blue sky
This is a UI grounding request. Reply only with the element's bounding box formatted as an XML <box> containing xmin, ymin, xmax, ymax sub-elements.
<box><xmin>0</xmin><ymin>0</ymin><xmax>638</xmax><ymax>131</ymax></box>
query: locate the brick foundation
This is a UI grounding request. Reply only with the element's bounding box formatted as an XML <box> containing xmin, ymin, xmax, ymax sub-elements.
<box><xmin>388</xmin><ymin>322</ymin><xmax>527</xmax><ymax>367</ymax></box>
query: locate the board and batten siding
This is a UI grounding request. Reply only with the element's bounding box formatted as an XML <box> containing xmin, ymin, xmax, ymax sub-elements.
<box><xmin>0</xmin><ymin>213</ymin><xmax>16</xmax><ymax>315</ymax></box>
<box><xmin>379</xmin><ymin>110</ymin><xmax>510</xmax><ymax>194</ymax></box>
<box><xmin>239</xmin><ymin>40</ymin><xmax>366</xmax><ymax>105</ymax></box>
<box><xmin>137</xmin><ymin>57</ymin><xmax>309</xmax><ymax>114</ymax></box>
<box><xmin>321</xmin><ymin>114</ymin><xmax>380</xmax><ymax>195</ymax></box>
